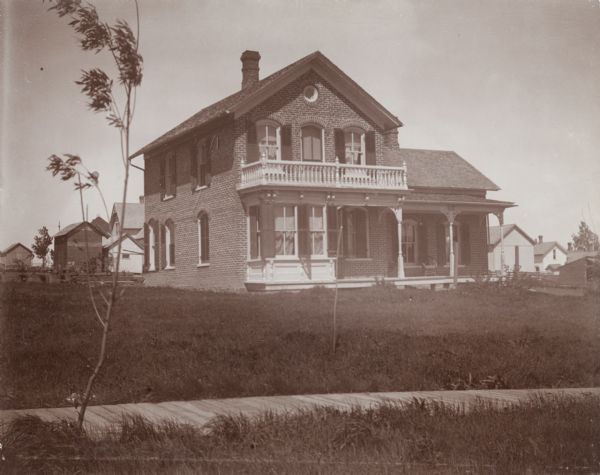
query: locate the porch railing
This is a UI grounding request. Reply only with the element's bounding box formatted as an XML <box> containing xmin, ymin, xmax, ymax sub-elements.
<box><xmin>239</xmin><ymin>159</ymin><xmax>408</xmax><ymax>191</ymax></box>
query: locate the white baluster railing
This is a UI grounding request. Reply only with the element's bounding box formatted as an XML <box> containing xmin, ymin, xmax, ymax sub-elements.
<box><xmin>239</xmin><ymin>159</ymin><xmax>408</xmax><ymax>190</ymax></box>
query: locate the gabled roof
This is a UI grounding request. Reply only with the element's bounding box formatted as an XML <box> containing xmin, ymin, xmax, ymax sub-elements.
<box><xmin>110</xmin><ymin>203</ymin><xmax>145</xmax><ymax>231</ymax></box>
<box><xmin>103</xmin><ymin>233</ymin><xmax>144</xmax><ymax>251</ymax></box>
<box><xmin>533</xmin><ymin>241</ymin><xmax>568</xmax><ymax>257</ymax></box>
<box><xmin>394</xmin><ymin>149</ymin><xmax>499</xmax><ymax>191</ymax></box>
<box><xmin>566</xmin><ymin>250</ymin><xmax>599</xmax><ymax>264</ymax></box>
<box><xmin>1</xmin><ymin>242</ymin><xmax>33</xmax><ymax>256</ymax></box>
<box><xmin>131</xmin><ymin>51</ymin><xmax>402</xmax><ymax>158</ymax></box>
<box><xmin>91</xmin><ymin>216</ymin><xmax>110</xmax><ymax>235</ymax></box>
<box><xmin>54</xmin><ymin>221</ymin><xmax>109</xmax><ymax>239</ymax></box>
<box><xmin>488</xmin><ymin>224</ymin><xmax>535</xmax><ymax>248</ymax></box>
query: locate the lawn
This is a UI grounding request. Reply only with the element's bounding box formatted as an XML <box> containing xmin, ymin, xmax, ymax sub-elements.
<box><xmin>4</xmin><ymin>395</ymin><xmax>599</xmax><ymax>473</ymax></box>
<box><xmin>1</xmin><ymin>282</ymin><xmax>599</xmax><ymax>409</ymax></box>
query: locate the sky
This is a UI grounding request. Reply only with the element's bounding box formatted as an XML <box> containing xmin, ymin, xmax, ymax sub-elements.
<box><xmin>1</xmin><ymin>0</ymin><xmax>599</xmax><ymax>252</ymax></box>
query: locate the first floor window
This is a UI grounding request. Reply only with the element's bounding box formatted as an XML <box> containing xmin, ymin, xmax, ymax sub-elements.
<box><xmin>198</xmin><ymin>212</ymin><xmax>209</xmax><ymax>264</ymax></box>
<box><xmin>249</xmin><ymin>206</ymin><xmax>261</xmax><ymax>259</ymax></box>
<box><xmin>298</xmin><ymin>205</ymin><xmax>325</xmax><ymax>256</ymax></box>
<box><xmin>147</xmin><ymin>223</ymin><xmax>156</xmax><ymax>271</ymax></box>
<box><xmin>344</xmin><ymin>208</ymin><xmax>368</xmax><ymax>258</ymax></box>
<box><xmin>165</xmin><ymin>220</ymin><xmax>175</xmax><ymax>268</ymax></box>
<box><xmin>275</xmin><ymin>205</ymin><xmax>296</xmax><ymax>256</ymax></box>
<box><xmin>327</xmin><ymin>206</ymin><xmax>340</xmax><ymax>257</ymax></box>
<box><xmin>402</xmin><ymin>220</ymin><xmax>418</xmax><ymax>264</ymax></box>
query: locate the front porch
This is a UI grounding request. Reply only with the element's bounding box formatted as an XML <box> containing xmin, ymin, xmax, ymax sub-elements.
<box><xmin>245</xmin><ymin>274</ymin><xmax>488</xmax><ymax>292</ymax></box>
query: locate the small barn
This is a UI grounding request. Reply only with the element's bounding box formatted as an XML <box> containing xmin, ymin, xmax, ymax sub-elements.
<box><xmin>488</xmin><ymin>224</ymin><xmax>535</xmax><ymax>273</ymax></box>
<box><xmin>0</xmin><ymin>243</ymin><xmax>34</xmax><ymax>269</ymax></box>
<box><xmin>53</xmin><ymin>222</ymin><xmax>109</xmax><ymax>272</ymax></box>
<box><xmin>558</xmin><ymin>254</ymin><xmax>600</xmax><ymax>290</ymax></box>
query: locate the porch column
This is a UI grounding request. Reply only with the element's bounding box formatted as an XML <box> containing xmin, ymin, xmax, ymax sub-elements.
<box><xmin>442</xmin><ymin>208</ymin><xmax>458</xmax><ymax>279</ymax></box>
<box><xmin>496</xmin><ymin>211</ymin><xmax>505</xmax><ymax>280</ymax></box>
<box><xmin>392</xmin><ymin>207</ymin><xmax>405</xmax><ymax>279</ymax></box>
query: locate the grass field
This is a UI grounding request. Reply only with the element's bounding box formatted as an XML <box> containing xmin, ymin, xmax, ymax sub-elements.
<box><xmin>1</xmin><ymin>282</ymin><xmax>599</xmax><ymax>409</ymax></box>
<box><xmin>3</xmin><ymin>395</ymin><xmax>599</xmax><ymax>473</ymax></box>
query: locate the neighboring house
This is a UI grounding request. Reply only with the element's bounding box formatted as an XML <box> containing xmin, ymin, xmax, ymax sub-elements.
<box><xmin>0</xmin><ymin>243</ymin><xmax>33</xmax><ymax>269</ymax></box>
<box><xmin>54</xmin><ymin>222</ymin><xmax>109</xmax><ymax>272</ymax></box>
<box><xmin>103</xmin><ymin>201</ymin><xmax>145</xmax><ymax>273</ymax></box>
<box><xmin>558</xmin><ymin>255</ymin><xmax>600</xmax><ymax>290</ymax></box>
<box><xmin>131</xmin><ymin>50</ymin><xmax>514</xmax><ymax>291</ymax></box>
<box><xmin>488</xmin><ymin>224</ymin><xmax>535</xmax><ymax>273</ymax></box>
<box><xmin>533</xmin><ymin>237</ymin><xmax>568</xmax><ymax>272</ymax></box>
<box><xmin>566</xmin><ymin>250</ymin><xmax>599</xmax><ymax>264</ymax></box>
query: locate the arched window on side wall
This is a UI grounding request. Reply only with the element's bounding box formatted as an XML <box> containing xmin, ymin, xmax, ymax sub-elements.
<box><xmin>147</xmin><ymin>220</ymin><xmax>158</xmax><ymax>271</ymax></box>
<box><xmin>165</xmin><ymin>219</ymin><xmax>175</xmax><ymax>268</ymax></box>
<box><xmin>198</xmin><ymin>212</ymin><xmax>209</xmax><ymax>265</ymax></box>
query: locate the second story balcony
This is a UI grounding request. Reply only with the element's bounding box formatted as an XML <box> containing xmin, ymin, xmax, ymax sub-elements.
<box><xmin>239</xmin><ymin>158</ymin><xmax>408</xmax><ymax>191</ymax></box>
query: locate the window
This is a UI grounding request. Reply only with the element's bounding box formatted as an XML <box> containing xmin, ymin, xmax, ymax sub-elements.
<box><xmin>165</xmin><ymin>220</ymin><xmax>175</xmax><ymax>268</ymax></box>
<box><xmin>160</xmin><ymin>154</ymin><xmax>177</xmax><ymax>199</ymax></box>
<box><xmin>327</xmin><ymin>206</ymin><xmax>340</xmax><ymax>257</ymax></box>
<box><xmin>344</xmin><ymin>128</ymin><xmax>364</xmax><ymax>165</ymax></box>
<box><xmin>552</xmin><ymin>249</ymin><xmax>556</xmax><ymax>260</ymax></box>
<box><xmin>148</xmin><ymin>221</ymin><xmax>158</xmax><ymax>271</ymax></box>
<box><xmin>303</xmin><ymin>85</ymin><xmax>318</xmax><ymax>103</ymax></box>
<box><xmin>248</xmin><ymin>205</ymin><xmax>261</xmax><ymax>259</ymax></box>
<box><xmin>275</xmin><ymin>205</ymin><xmax>296</xmax><ymax>256</ymax></box>
<box><xmin>192</xmin><ymin>139</ymin><xmax>211</xmax><ymax>189</ymax></box>
<box><xmin>344</xmin><ymin>208</ymin><xmax>368</xmax><ymax>258</ymax></box>
<box><xmin>402</xmin><ymin>220</ymin><xmax>418</xmax><ymax>264</ymax></box>
<box><xmin>298</xmin><ymin>206</ymin><xmax>325</xmax><ymax>256</ymax></box>
<box><xmin>301</xmin><ymin>125</ymin><xmax>323</xmax><ymax>162</ymax></box>
<box><xmin>198</xmin><ymin>212</ymin><xmax>209</xmax><ymax>265</ymax></box>
<box><xmin>257</xmin><ymin>121</ymin><xmax>280</xmax><ymax>160</ymax></box>
<box><xmin>122</xmin><ymin>253</ymin><xmax>130</xmax><ymax>260</ymax></box>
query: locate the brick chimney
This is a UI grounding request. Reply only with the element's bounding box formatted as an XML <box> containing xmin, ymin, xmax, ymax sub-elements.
<box><xmin>538</xmin><ymin>235</ymin><xmax>543</xmax><ymax>244</ymax></box>
<box><xmin>241</xmin><ymin>50</ymin><xmax>260</xmax><ymax>89</ymax></box>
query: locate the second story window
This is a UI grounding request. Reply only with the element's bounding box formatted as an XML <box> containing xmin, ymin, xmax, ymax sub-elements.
<box><xmin>257</xmin><ymin>121</ymin><xmax>280</xmax><ymax>160</ymax></box>
<box><xmin>301</xmin><ymin>125</ymin><xmax>323</xmax><ymax>162</ymax></box>
<box><xmin>160</xmin><ymin>154</ymin><xmax>177</xmax><ymax>199</ymax></box>
<box><xmin>191</xmin><ymin>139</ymin><xmax>211</xmax><ymax>189</ymax></box>
<box><xmin>344</xmin><ymin>128</ymin><xmax>364</xmax><ymax>165</ymax></box>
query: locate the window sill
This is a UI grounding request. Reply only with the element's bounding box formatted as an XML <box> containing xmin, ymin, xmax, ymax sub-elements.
<box><xmin>193</xmin><ymin>185</ymin><xmax>209</xmax><ymax>192</ymax></box>
<box><xmin>162</xmin><ymin>195</ymin><xmax>175</xmax><ymax>202</ymax></box>
<box><xmin>197</xmin><ymin>263</ymin><xmax>210</xmax><ymax>268</ymax></box>
<box><xmin>344</xmin><ymin>257</ymin><xmax>372</xmax><ymax>262</ymax></box>
<box><xmin>164</xmin><ymin>266</ymin><xmax>175</xmax><ymax>271</ymax></box>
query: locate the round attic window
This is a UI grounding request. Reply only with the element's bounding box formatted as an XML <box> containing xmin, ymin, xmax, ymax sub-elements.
<box><xmin>303</xmin><ymin>85</ymin><xmax>318</xmax><ymax>103</ymax></box>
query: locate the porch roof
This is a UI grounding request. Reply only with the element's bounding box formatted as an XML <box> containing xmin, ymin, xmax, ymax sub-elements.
<box><xmin>402</xmin><ymin>191</ymin><xmax>513</xmax><ymax>207</ymax></box>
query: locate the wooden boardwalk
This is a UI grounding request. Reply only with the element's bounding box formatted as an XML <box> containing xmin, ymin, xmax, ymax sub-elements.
<box><xmin>1</xmin><ymin>388</ymin><xmax>598</xmax><ymax>437</ymax></box>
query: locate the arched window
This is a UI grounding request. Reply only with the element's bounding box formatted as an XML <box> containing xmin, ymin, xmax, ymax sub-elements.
<box><xmin>256</xmin><ymin>120</ymin><xmax>280</xmax><ymax>160</ymax></box>
<box><xmin>402</xmin><ymin>220</ymin><xmax>418</xmax><ymax>264</ymax></box>
<box><xmin>344</xmin><ymin>208</ymin><xmax>368</xmax><ymax>258</ymax></box>
<box><xmin>344</xmin><ymin>127</ymin><xmax>365</xmax><ymax>165</ymax></box>
<box><xmin>198</xmin><ymin>212</ymin><xmax>209</xmax><ymax>265</ymax></box>
<box><xmin>165</xmin><ymin>219</ymin><xmax>175</xmax><ymax>268</ymax></box>
<box><xmin>301</xmin><ymin>125</ymin><xmax>323</xmax><ymax>162</ymax></box>
<box><xmin>147</xmin><ymin>220</ymin><xmax>158</xmax><ymax>271</ymax></box>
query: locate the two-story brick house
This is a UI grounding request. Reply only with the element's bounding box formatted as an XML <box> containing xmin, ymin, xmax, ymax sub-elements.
<box><xmin>131</xmin><ymin>51</ymin><xmax>513</xmax><ymax>290</ymax></box>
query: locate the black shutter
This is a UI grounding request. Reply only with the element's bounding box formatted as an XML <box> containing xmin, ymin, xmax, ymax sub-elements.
<box><xmin>206</xmin><ymin>138</ymin><xmax>213</xmax><ymax>186</ymax></box>
<box><xmin>259</xmin><ymin>202</ymin><xmax>275</xmax><ymax>258</ymax></box>
<box><xmin>327</xmin><ymin>206</ymin><xmax>338</xmax><ymax>257</ymax></box>
<box><xmin>298</xmin><ymin>205</ymin><xmax>310</xmax><ymax>256</ymax></box>
<box><xmin>249</xmin><ymin>206</ymin><xmax>260</xmax><ymax>259</ymax></box>
<box><xmin>169</xmin><ymin>223</ymin><xmax>175</xmax><ymax>265</ymax></box>
<box><xmin>247</xmin><ymin>122</ymin><xmax>259</xmax><ymax>163</ymax></box>
<box><xmin>334</xmin><ymin>128</ymin><xmax>345</xmax><ymax>163</ymax></box>
<box><xmin>460</xmin><ymin>223</ymin><xmax>471</xmax><ymax>265</ymax></box>
<box><xmin>281</xmin><ymin>125</ymin><xmax>293</xmax><ymax>161</ymax></box>
<box><xmin>365</xmin><ymin>131</ymin><xmax>376</xmax><ymax>165</ymax></box>
<box><xmin>159</xmin><ymin>159</ymin><xmax>166</xmax><ymax>198</ymax></box>
<box><xmin>190</xmin><ymin>142</ymin><xmax>198</xmax><ymax>189</ymax></box>
<box><xmin>160</xmin><ymin>225</ymin><xmax>166</xmax><ymax>269</ymax></box>
<box><xmin>170</xmin><ymin>155</ymin><xmax>177</xmax><ymax>196</ymax></box>
<box><xmin>143</xmin><ymin>223</ymin><xmax>149</xmax><ymax>272</ymax></box>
